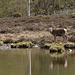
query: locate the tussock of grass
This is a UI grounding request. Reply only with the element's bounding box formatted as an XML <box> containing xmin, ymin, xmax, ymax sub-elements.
<box><xmin>49</xmin><ymin>42</ymin><xmax>64</xmax><ymax>50</ymax></box>
<box><xmin>38</xmin><ymin>15</ymin><xmax>50</xmax><ymax>19</ymax></box>
<box><xmin>49</xmin><ymin>42</ymin><xmax>65</xmax><ymax>54</ymax></box>
<box><xmin>0</xmin><ymin>41</ymin><xmax>3</xmax><ymax>46</ymax></box>
<box><xmin>50</xmin><ymin>45</ymin><xmax>64</xmax><ymax>50</ymax></box>
<box><xmin>64</xmin><ymin>42</ymin><xmax>75</xmax><ymax>48</ymax></box>
<box><xmin>11</xmin><ymin>41</ymin><xmax>34</xmax><ymax>48</ymax></box>
<box><xmin>44</xmin><ymin>43</ymin><xmax>52</xmax><ymax>47</ymax></box>
<box><xmin>11</xmin><ymin>44</ymin><xmax>17</xmax><ymax>48</ymax></box>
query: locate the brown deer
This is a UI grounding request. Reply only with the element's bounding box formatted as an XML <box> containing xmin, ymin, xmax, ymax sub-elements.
<box><xmin>49</xmin><ymin>27</ymin><xmax>68</xmax><ymax>42</ymax></box>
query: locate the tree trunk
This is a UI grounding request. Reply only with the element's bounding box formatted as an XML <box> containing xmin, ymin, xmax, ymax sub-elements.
<box><xmin>52</xmin><ymin>0</ymin><xmax>55</xmax><ymax>14</ymax></box>
<box><xmin>27</xmin><ymin>0</ymin><xmax>30</xmax><ymax>16</ymax></box>
<box><xmin>58</xmin><ymin>0</ymin><xmax>61</xmax><ymax>12</ymax></box>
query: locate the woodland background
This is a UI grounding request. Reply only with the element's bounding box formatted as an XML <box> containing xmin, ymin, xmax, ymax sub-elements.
<box><xmin>0</xmin><ymin>0</ymin><xmax>75</xmax><ymax>17</ymax></box>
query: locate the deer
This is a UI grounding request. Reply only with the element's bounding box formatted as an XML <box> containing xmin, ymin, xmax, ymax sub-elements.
<box><xmin>48</xmin><ymin>26</ymin><xmax>68</xmax><ymax>42</ymax></box>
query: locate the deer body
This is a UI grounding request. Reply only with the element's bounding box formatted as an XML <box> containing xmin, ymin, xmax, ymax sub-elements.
<box><xmin>49</xmin><ymin>27</ymin><xmax>68</xmax><ymax>42</ymax></box>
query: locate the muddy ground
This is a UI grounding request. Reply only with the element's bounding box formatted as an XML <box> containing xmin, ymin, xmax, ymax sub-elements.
<box><xmin>0</xmin><ymin>14</ymin><xmax>75</xmax><ymax>44</ymax></box>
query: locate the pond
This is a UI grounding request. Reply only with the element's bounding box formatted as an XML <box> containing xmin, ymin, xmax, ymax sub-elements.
<box><xmin>0</xmin><ymin>48</ymin><xmax>75</xmax><ymax>75</ymax></box>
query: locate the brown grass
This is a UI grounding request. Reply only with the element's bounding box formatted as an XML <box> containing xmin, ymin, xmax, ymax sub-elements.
<box><xmin>0</xmin><ymin>14</ymin><xmax>75</xmax><ymax>43</ymax></box>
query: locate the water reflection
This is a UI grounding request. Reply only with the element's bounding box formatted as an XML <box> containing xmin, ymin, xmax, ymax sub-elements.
<box><xmin>0</xmin><ymin>49</ymin><xmax>28</xmax><ymax>75</ymax></box>
<box><xmin>0</xmin><ymin>48</ymin><xmax>75</xmax><ymax>75</ymax></box>
<box><xmin>49</xmin><ymin>48</ymin><xmax>75</xmax><ymax>70</ymax></box>
<box><xmin>28</xmin><ymin>49</ymin><xmax>31</xmax><ymax>75</ymax></box>
<box><xmin>49</xmin><ymin>57</ymin><xmax>68</xmax><ymax>70</ymax></box>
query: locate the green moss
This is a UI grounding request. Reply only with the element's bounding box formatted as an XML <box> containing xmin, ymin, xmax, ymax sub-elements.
<box><xmin>17</xmin><ymin>41</ymin><xmax>34</xmax><ymax>48</ymax></box>
<box><xmin>38</xmin><ymin>15</ymin><xmax>50</xmax><ymax>19</ymax></box>
<box><xmin>44</xmin><ymin>43</ymin><xmax>51</xmax><ymax>47</ymax></box>
<box><xmin>50</xmin><ymin>45</ymin><xmax>64</xmax><ymax>50</ymax></box>
<box><xmin>13</xmin><ymin>12</ymin><xmax>22</xmax><ymax>17</ymax></box>
<box><xmin>11</xmin><ymin>44</ymin><xmax>17</xmax><ymax>48</ymax></box>
<box><xmin>49</xmin><ymin>43</ymin><xmax>65</xmax><ymax>54</ymax></box>
<box><xmin>0</xmin><ymin>41</ymin><xmax>3</xmax><ymax>46</ymax></box>
<box><xmin>41</xmin><ymin>42</ymin><xmax>65</xmax><ymax>50</ymax></box>
<box><xmin>11</xmin><ymin>41</ymin><xmax>34</xmax><ymax>48</ymax></box>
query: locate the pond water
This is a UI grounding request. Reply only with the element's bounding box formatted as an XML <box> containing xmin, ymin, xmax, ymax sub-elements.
<box><xmin>0</xmin><ymin>48</ymin><xmax>75</xmax><ymax>75</ymax></box>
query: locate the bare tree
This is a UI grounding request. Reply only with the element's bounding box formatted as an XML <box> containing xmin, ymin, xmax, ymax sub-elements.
<box><xmin>27</xmin><ymin>0</ymin><xmax>30</xmax><ymax>16</ymax></box>
<box><xmin>51</xmin><ymin>0</ymin><xmax>55</xmax><ymax>14</ymax></box>
<box><xmin>58</xmin><ymin>0</ymin><xmax>61</xmax><ymax>12</ymax></box>
<box><xmin>43</xmin><ymin>0</ymin><xmax>53</xmax><ymax>15</ymax></box>
<box><xmin>64</xmin><ymin>0</ymin><xmax>68</xmax><ymax>14</ymax></box>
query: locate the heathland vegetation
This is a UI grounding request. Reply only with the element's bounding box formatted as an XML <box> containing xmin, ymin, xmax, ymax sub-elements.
<box><xmin>0</xmin><ymin>0</ymin><xmax>75</xmax><ymax>49</ymax></box>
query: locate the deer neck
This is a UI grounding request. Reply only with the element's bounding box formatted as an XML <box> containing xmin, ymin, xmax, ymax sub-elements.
<box><xmin>49</xmin><ymin>27</ymin><xmax>53</xmax><ymax>33</ymax></box>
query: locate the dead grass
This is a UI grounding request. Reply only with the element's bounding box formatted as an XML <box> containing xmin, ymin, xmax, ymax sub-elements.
<box><xmin>0</xmin><ymin>14</ymin><xmax>75</xmax><ymax>43</ymax></box>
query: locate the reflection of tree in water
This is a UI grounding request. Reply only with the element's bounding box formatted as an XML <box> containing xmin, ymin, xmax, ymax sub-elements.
<box><xmin>49</xmin><ymin>57</ymin><xmax>68</xmax><ymax>70</ymax></box>
<box><xmin>28</xmin><ymin>49</ymin><xmax>31</xmax><ymax>75</ymax></box>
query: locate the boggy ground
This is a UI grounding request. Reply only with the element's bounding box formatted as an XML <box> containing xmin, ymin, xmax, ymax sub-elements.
<box><xmin>0</xmin><ymin>14</ymin><xmax>75</xmax><ymax>46</ymax></box>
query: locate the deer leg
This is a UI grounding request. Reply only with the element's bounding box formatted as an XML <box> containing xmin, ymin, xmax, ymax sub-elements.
<box><xmin>64</xmin><ymin>35</ymin><xmax>68</xmax><ymax>42</ymax></box>
<box><xmin>54</xmin><ymin>35</ymin><xmax>56</xmax><ymax>42</ymax></box>
<box><xmin>64</xmin><ymin>58</ymin><xmax>67</xmax><ymax>68</ymax></box>
<box><xmin>49</xmin><ymin>62</ymin><xmax>53</xmax><ymax>70</ymax></box>
<box><xmin>63</xmin><ymin>35</ymin><xmax>65</xmax><ymax>42</ymax></box>
<box><xmin>65</xmin><ymin>35</ymin><xmax>68</xmax><ymax>41</ymax></box>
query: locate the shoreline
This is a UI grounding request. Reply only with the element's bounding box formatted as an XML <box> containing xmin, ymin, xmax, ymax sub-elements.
<box><xmin>0</xmin><ymin>14</ymin><xmax>75</xmax><ymax>49</ymax></box>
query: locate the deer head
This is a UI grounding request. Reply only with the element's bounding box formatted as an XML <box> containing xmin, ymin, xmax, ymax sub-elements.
<box><xmin>49</xmin><ymin>27</ymin><xmax>53</xmax><ymax>34</ymax></box>
<box><xmin>48</xmin><ymin>24</ymin><xmax>53</xmax><ymax>34</ymax></box>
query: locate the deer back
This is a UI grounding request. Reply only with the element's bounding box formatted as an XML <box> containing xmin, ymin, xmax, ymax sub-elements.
<box><xmin>52</xmin><ymin>28</ymin><xmax>66</xmax><ymax>36</ymax></box>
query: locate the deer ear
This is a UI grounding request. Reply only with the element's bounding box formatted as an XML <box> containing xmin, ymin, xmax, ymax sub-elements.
<box><xmin>48</xmin><ymin>25</ymin><xmax>52</xmax><ymax>27</ymax></box>
<box><xmin>48</xmin><ymin>25</ymin><xmax>50</xmax><ymax>27</ymax></box>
